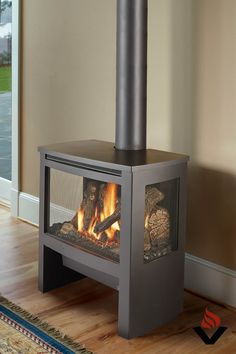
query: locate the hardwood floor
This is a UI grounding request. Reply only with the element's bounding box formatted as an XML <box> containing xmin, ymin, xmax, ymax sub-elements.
<box><xmin>0</xmin><ymin>205</ymin><xmax>236</xmax><ymax>353</ymax></box>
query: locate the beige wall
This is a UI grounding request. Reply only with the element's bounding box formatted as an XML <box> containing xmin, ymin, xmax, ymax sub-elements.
<box><xmin>21</xmin><ymin>0</ymin><xmax>236</xmax><ymax>270</ymax></box>
<box><xmin>21</xmin><ymin>0</ymin><xmax>116</xmax><ymax>195</ymax></box>
<box><xmin>187</xmin><ymin>0</ymin><xmax>236</xmax><ymax>270</ymax></box>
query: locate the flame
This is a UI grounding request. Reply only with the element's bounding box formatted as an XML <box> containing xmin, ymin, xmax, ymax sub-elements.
<box><xmin>145</xmin><ymin>215</ymin><xmax>149</xmax><ymax>228</ymax></box>
<box><xmin>77</xmin><ymin>208</ymin><xmax>84</xmax><ymax>231</ymax></box>
<box><xmin>200</xmin><ymin>307</ymin><xmax>221</xmax><ymax>329</ymax></box>
<box><xmin>100</xmin><ymin>183</ymin><xmax>120</xmax><ymax>240</ymax></box>
<box><xmin>87</xmin><ymin>207</ymin><xmax>99</xmax><ymax>238</ymax></box>
<box><xmin>77</xmin><ymin>183</ymin><xmax>120</xmax><ymax>242</ymax></box>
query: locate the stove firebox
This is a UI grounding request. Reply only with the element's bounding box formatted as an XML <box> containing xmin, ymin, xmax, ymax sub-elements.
<box><xmin>48</xmin><ymin>169</ymin><xmax>179</xmax><ymax>264</ymax></box>
<box><xmin>38</xmin><ymin>140</ymin><xmax>188</xmax><ymax>339</ymax></box>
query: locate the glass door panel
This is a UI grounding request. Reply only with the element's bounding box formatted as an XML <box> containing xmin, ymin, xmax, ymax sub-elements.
<box><xmin>48</xmin><ymin>169</ymin><xmax>121</xmax><ymax>263</ymax></box>
<box><xmin>0</xmin><ymin>0</ymin><xmax>12</xmax><ymax>180</ymax></box>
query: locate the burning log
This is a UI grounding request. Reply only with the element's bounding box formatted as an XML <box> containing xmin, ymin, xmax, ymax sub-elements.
<box><xmin>144</xmin><ymin>229</ymin><xmax>151</xmax><ymax>251</ymax></box>
<box><xmin>94</xmin><ymin>200</ymin><xmax>121</xmax><ymax>234</ymax></box>
<box><xmin>144</xmin><ymin>187</ymin><xmax>170</xmax><ymax>251</ymax></box>
<box><xmin>71</xmin><ymin>214</ymin><xmax>78</xmax><ymax>229</ymax></box>
<box><xmin>145</xmin><ymin>186</ymin><xmax>164</xmax><ymax>218</ymax></box>
<box><xmin>100</xmin><ymin>232</ymin><xmax>108</xmax><ymax>243</ymax></box>
<box><xmin>61</xmin><ymin>222</ymin><xmax>76</xmax><ymax>234</ymax></box>
<box><xmin>82</xmin><ymin>181</ymin><xmax>99</xmax><ymax>230</ymax></box>
<box><xmin>71</xmin><ymin>181</ymin><xmax>99</xmax><ymax>231</ymax></box>
<box><xmin>148</xmin><ymin>207</ymin><xmax>170</xmax><ymax>247</ymax></box>
<box><xmin>97</xmin><ymin>183</ymin><xmax>106</xmax><ymax>213</ymax></box>
<box><xmin>114</xmin><ymin>230</ymin><xmax>120</xmax><ymax>242</ymax></box>
<box><xmin>71</xmin><ymin>181</ymin><xmax>120</xmax><ymax>240</ymax></box>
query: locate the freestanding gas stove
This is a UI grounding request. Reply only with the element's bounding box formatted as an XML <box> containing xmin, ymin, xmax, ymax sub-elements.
<box><xmin>38</xmin><ymin>0</ymin><xmax>189</xmax><ymax>339</ymax></box>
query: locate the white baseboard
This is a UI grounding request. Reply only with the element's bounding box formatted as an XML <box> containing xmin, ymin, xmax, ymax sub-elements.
<box><xmin>18</xmin><ymin>192</ymin><xmax>74</xmax><ymax>226</ymax></box>
<box><xmin>17</xmin><ymin>192</ymin><xmax>236</xmax><ymax>308</ymax></box>
<box><xmin>0</xmin><ymin>177</ymin><xmax>11</xmax><ymax>205</ymax></box>
<box><xmin>18</xmin><ymin>192</ymin><xmax>40</xmax><ymax>225</ymax></box>
<box><xmin>185</xmin><ymin>253</ymin><xmax>236</xmax><ymax>308</ymax></box>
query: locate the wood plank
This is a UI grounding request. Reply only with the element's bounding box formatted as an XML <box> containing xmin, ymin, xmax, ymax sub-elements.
<box><xmin>0</xmin><ymin>206</ymin><xmax>235</xmax><ymax>353</ymax></box>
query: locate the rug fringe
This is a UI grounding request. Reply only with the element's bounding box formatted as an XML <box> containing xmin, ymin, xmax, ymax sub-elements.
<box><xmin>0</xmin><ymin>296</ymin><xmax>94</xmax><ymax>354</ymax></box>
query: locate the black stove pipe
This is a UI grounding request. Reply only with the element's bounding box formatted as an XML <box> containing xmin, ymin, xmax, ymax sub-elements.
<box><xmin>115</xmin><ymin>0</ymin><xmax>148</xmax><ymax>151</ymax></box>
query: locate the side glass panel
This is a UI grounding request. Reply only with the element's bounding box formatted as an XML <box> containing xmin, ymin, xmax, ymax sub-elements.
<box><xmin>144</xmin><ymin>178</ymin><xmax>179</xmax><ymax>263</ymax></box>
<box><xmin>48</xmin><ymin>169</ymin><xmax>121</xmax><ymax>263</ymax></box>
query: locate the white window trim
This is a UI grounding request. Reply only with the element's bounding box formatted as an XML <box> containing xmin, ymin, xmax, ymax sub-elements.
<box><xmin>10</xmin><ymin>0</ymin><xmax>20</xmax><ymax>215</ymax></box>
<box><xmin>0</xmin><ymin>0</ymin><xmax>20</xmax><ymax>212</ymax></box>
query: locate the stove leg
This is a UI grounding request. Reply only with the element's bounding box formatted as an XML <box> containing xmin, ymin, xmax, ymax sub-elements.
<box><xmin>38</xmin><ymin>245</ymin><xmax>84</xmax><ymax>293</ymax></box>
<box><xmin>118</xmin><ymin>287</ymin><xmax>132</xmax><ymax>339</ymax></box>
<box><xmin>117</xmin><ymin>169</ymin><xmax>184</xmax><ymax>339</ymax></box>
<box><xmin>118</xmin><ymin>276</ymin><xmax>144</xmax><ymax>339</ymax></box>
<box><xmin>118</xmin><ymin>273</ymin><xmax>183</xmax><ymax>340</ymax></box>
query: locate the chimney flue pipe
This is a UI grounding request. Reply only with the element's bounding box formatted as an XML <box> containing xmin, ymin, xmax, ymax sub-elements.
<box><xmin>115</xmin><ymin>0</ymin><xmax>148</xmax><ymax>151</ymax></box>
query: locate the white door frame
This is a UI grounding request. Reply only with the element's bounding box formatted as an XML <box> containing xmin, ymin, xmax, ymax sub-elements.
<box><xmin>0</xmin><ymin>0</ymin><xmax>20</xmax><ymax>212</ymax></box>
<box><xmin>10</xmin><ymin>0</ymin><xmax>20</xmax><ymax>216</ymax></box>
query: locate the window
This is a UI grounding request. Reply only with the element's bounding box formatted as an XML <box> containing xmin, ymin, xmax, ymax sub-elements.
<box><xmin>0</xmin><ymin>0</ymin><xmax>12</xmax><ymax>181</ymax></box>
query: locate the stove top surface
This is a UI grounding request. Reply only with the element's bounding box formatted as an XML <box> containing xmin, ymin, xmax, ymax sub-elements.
<box><xmin>39</xmin><ymin>140</ymin><xmax>189</xmax><ymax>169</ymax></box>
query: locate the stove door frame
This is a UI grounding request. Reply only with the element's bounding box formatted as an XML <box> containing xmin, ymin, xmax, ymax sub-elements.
<box><xmin>38</xmin><ymin>152</ymin><xmax>128</xmax><ymax>293</ymax></box>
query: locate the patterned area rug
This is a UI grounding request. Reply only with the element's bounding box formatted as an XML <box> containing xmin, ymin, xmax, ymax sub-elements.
<box><xmin>0</xmin><ymin>296</ymin><xmax>93</xmax><ymax>354</ymax></box>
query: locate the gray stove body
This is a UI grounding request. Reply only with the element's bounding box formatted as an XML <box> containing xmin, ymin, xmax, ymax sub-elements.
<box><xmin>38</xmin><ymin>140</ymin><xmax>188</xmax><ymax>339</ymax></box>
